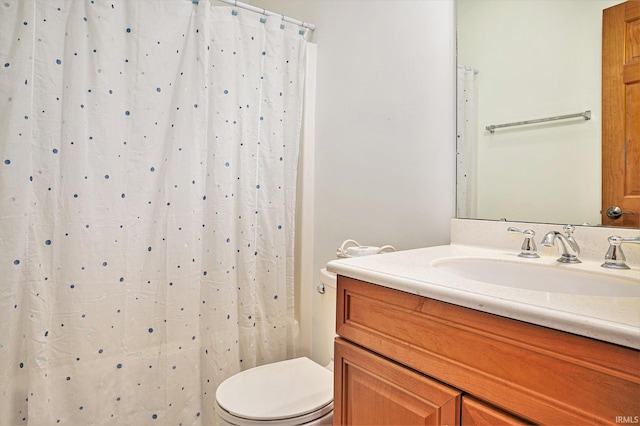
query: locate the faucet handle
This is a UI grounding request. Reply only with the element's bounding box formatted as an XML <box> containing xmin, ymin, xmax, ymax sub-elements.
<box><xmin>601</xmin><ymin>235</ymin><xmax>640</xmax><ymax>270</ymax></box>
<box><xmin>562</xmin><ymin>224</ymin><xmax>580</xmax><ymax>255</ymax></box>
<box><xmin>507</xmin><ymin>227</ymin><xmax>539</xmax><ymax>258</ymax></box>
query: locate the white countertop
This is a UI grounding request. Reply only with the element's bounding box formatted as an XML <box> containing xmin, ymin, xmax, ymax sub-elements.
<box><xmin>327</xmin><ymin>244</ymin><xmax>640</xmax><ymax>350</ymax></box>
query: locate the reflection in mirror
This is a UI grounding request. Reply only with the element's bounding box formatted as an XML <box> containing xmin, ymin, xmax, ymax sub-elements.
<box><xmin>456</xmin><ymin>0</ymin><xmax>624</xmax><ymax>226</ymax></box>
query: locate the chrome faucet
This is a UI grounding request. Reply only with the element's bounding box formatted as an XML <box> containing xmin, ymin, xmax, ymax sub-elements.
<box><xmin>541</xmin><ymin>225</ymin><xmax>581</xmax><ymax>264</ymax></box>
<box><xmin>507</xmin><ymin>227</ymin><xmax>539</xmax><ymax>258</ymax></box>
<box><xmin>601</xmin><ymin>236</ymin><xmax>640</xmax><ymax>270</ymax></box>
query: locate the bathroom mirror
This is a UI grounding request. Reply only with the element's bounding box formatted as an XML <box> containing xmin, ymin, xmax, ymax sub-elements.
<box><xmin>456</xmin><ymin>0</ymin><xmax>626</xmax><ymax>226</ymax></box>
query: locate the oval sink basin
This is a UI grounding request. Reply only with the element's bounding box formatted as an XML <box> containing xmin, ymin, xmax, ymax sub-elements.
<box><xmin>432</xmin><ymin>258</ymin><xmax>640</xmax><ymax>297</ymax></box>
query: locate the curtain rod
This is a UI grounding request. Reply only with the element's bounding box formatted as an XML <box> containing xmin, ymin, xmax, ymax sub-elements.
<box><xmin>192</xmin><ymin>0</ymin><xmax>316</xmax><ymax>31</ymax></box>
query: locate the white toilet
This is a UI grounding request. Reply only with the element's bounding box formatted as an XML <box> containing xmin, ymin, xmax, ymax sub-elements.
<box><xmin>214</xmin><ymin>268</ymin><xmax>337</xmax><ymax>426</ymax></box>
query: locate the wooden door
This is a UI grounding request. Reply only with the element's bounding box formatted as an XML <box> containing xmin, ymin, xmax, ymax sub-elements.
<box><xmin>333</xmin><ymin>338</ymin><xmax>461</xmax><ymax>426</ymax></box>
<box><xmin>602</xmin><ymin>0</ymin><xmax>640</xmax><ymax>227</ymax></box>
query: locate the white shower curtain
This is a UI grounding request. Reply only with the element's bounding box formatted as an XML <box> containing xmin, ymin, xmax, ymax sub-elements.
<box><xmin>0</xmin><ymin>1</ymin><xmax>308</xmax><ymax>424</ymax></box>
<box><xmin>456</xmin><ymin>65</ymin><xmax>478</xmax><ymax>219</ymax></box>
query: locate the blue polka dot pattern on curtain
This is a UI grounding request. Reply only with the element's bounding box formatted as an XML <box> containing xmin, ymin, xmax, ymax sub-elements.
<box><xmin>0</xmin><ymin>0</ymin><xmax>307</xmax><ymax>424</ymax></box>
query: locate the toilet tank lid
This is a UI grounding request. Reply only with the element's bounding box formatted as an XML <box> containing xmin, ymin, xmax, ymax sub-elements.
<box><xmin>319</xmin><ymin>267</ymin><xmax>336</xmax><ymax>289</ymax></box>
<box><xmin>216</xmin><ymin>357</ymin><xmax>333</xmax><ymax>421</ymax></box>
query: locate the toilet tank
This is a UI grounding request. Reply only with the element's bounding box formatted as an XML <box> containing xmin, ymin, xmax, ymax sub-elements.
<box><xmin>313</xmin><ymin>241</ymin><xmax>396</xmax><ymax>368</ymax></box>
<box><xmin>314</xmin><ymin>268</ymin><xmax>337</xmax><ymax>369</ymax></box>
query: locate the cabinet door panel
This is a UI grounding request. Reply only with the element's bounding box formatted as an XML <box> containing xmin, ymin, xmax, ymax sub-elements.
<box><xmin>461</xmin><ymin>396</ymin><xmax>532</xmax><ymax>426</ymax></box>
<box><xmin>334</xmin><ymin>338</ymin><xmax>460</xmax><ymax>426</ymax></box>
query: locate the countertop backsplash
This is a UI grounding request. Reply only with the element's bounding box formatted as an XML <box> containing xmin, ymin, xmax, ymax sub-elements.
<box><xmin>451</xmin><ymin>218</ymin><xmax>640</xmax><ymax>266</ymax></box>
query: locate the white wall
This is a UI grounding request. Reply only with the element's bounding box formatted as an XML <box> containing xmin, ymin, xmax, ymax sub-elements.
<box><xmin>458</xmin><ymin>0</ymin><xmax>622</xmax><ymax>225</ymax></box>
<box><xmin>230</xmin><ymin>0</ymin><xmax>457</xmax><ymax>364</ymax></box>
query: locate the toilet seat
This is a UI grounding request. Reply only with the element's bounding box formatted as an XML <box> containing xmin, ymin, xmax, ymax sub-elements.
<box><xmin>215</xmin><ymin>357</ymin><xmax>334</xmax><ymax>425</ymax></box>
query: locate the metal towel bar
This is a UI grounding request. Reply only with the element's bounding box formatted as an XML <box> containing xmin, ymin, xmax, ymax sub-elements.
<box><xmin>486</xmin><ymin>110</ymin><xmax>591</xmax><ymax>133</ymax></box>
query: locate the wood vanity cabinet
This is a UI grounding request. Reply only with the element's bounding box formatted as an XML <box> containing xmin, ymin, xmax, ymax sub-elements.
<box><xmin>334</xmin><ymin>276</ymin><xmax>640</xmax><ymax>425</ymax></box>
<box><xmin>335</xmin><ymin>338</ymin><xmax>461</xmax><ymax>425</ymax></box>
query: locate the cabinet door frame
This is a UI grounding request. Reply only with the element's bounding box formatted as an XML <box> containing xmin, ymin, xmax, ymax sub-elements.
<box><xmin>334</xmin><ymin>338</ymin><xmax>461</xmax><ymax>426</ymax></box>
<box><xmin>461</xmin><ymin>395</ymin><xmax>531</xmax><ymax>426</ymax></box>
